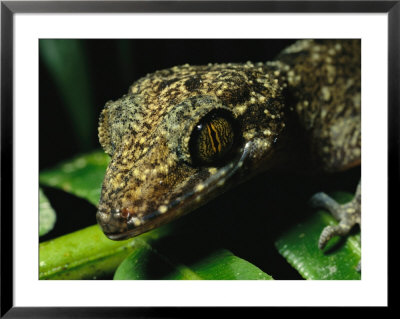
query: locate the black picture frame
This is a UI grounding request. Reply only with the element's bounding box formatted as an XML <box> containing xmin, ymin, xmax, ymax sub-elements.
<box><xmin>1</xmin><ymin>0</ymin><xmax>396</xmax><ymax>317</ymax></box>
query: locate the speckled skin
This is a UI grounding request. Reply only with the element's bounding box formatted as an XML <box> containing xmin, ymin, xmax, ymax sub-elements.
<box><xmin>273</xmin><ymin>40</ymin><xmax>361</xmax><ymax>172</ymax></box>
<box><xmin>97</xmin><ymin>40</ymin><xmax>361</xmax><ymax>257</ymax></box>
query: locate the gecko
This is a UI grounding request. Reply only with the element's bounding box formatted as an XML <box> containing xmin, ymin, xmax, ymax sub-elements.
<box><xmin>96</xmin><ymin>39</ymin><xmax>361</xmax><ymax>267</ymax></box>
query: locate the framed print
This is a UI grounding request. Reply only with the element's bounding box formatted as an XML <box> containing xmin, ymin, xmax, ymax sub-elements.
<box><xmin>1</xmin><ymin>0</ymin><xmax>396</xmax><ymax>316</ymax></box>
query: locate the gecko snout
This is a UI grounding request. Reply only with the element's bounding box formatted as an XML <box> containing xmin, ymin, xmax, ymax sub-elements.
<box><xmin>97</xmin><ymin>204</ymin><xmax>164</xmax><ymax>240</ymax></box>
<box><xmin>96</xmin><ymin>208</ymin><xmax>121</xmax><ymax>238</ymax></box>
<box><xmin>96</xmin><ymin>207</ymin><xmax>135</xmax><ymax>240</ymax></box>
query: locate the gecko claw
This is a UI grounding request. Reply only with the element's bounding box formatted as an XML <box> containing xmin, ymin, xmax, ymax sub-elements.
<box><xmin>318</xmin><ymin>223</ymin><xmax>352</xmax><ymax>249</ymax></box>
<box><xmin>311</xmin><ymin>181</ymin><xmax>361</xmax><ymax>270</ymax></box>
<box><xmin>310</xmin><ymin>192</ymin><xmax>341</xmax><ymax>217</ymax></box>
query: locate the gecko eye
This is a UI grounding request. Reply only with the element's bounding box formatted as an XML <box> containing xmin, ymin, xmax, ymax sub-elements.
<box><xmin>189</xmin><ymin>109</ymin><xmax>239</xmax><ymax>166</ymax></box>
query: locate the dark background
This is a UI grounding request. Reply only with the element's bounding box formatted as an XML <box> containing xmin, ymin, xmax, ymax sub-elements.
<box><xmin>39</xmin><ymin>39</ymin><xmax>360</xmax><ymax>279</ymax></box>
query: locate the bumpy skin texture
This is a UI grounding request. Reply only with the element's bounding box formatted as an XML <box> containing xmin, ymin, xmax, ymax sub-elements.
<box><xmin>97</xmin><ymin>39</ymin><xmax>361</xmax><ymax>253</ymax></box>
<box><xmin>273</xmin><ymin>40</ymin><xmax>361</xmax><ymax>172</ymax></box>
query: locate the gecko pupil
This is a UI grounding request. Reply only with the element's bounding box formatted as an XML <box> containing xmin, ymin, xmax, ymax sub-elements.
<box><xmin>189</xmin><ymin>109</ymin><xmax>237</xmax><ymax>166</ymax></box>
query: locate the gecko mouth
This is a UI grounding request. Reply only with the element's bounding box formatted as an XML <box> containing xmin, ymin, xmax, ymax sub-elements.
<box><xmin>96</xmin><ymin>206</ymin><xmax>168</xmax><ymax>240</ymax></box>
<box><xmin>97</xmin><ymin>142</ymin><xmax>253</xmax><ymax>241</ymax></box>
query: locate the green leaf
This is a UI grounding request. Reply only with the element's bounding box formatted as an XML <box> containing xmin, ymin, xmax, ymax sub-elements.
<box><xmin>275</xmin><ymin>192</ymin><xmax>361</xmax><ymax>280</ymax></box>
<box><xmin>39</xmin><ymin>150</ymin><xmax>110</xmax><ymax>206</ymax></box>
<box><xmin>39</xmin><ymin>39</ymin><xmax>95</xmax><ymax>150</ymax></box>
<box><xmin>39</xmin><ymin>188</ymin><xmax>57</xmax><ymax>236</ymax></box>
<box><xmin>39</xmin><ymin>223</ymin><xmax>172</xmax><ymax>280</ymax></box>
<box><xmin>114</xmin><ymin>245</ymin><xmax>273</xmax><ymax>280</ymax></box>
<box><xmin>39</xmin><ymin>150</ymin><xmax>357</xmax><ymax>280</ymax></box>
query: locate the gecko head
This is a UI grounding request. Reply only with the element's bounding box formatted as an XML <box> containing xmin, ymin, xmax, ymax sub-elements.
<box><xmin>96</xmin><ymin>64</ymin><xmax>287</xmax><ymax>240</ymax></box>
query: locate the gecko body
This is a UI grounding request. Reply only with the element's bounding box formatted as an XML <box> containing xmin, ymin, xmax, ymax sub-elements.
<box><xmin>97</xmin><ymin>40</ymin><xmax>361</xmax><ymax>257</ymax></box>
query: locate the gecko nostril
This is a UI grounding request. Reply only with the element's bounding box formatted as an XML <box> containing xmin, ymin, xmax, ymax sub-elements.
<box><xmin>121</xmin><ymin>207</ymin><xmax>135</xmax><ymax>219</ymax></box>
<box><xmin>96</xmin><ymin>207</ymin><xmax>135</xmax><ymax>239</ymax></box>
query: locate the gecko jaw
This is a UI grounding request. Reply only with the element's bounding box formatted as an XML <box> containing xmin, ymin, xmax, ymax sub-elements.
<box><xmin>97</xmin><ymin>204</ymin><xmax>174</xmax><ymax>240</ymax></box>
<box><xmin>96</xmin><ymin>142</ymin><xmax>253</xmax><ymax>241</ymax></box>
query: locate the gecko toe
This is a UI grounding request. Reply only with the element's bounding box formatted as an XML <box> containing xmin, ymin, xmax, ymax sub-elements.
<box><xmin>318</xmin><ymin>222</ymin><xmax>353</xmax><ymax>249</ymax></box>
<box><xmin>311</xmin><ymin>181</ymin><xmax>361</xmax><ymax>269</ymax></box>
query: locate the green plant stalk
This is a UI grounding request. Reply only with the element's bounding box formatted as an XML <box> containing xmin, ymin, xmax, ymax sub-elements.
<box><xmin>39</xmin><ymin>224</ymin><xmax>172</xmax><ymax>280</ymax></box>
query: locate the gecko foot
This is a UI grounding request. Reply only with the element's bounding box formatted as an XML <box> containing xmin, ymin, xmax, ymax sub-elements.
<box><xmin>310</xmin><ymin>181</ymin><xmax>361</xmax><ymax>270</ymax></box>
